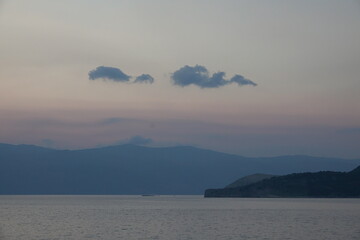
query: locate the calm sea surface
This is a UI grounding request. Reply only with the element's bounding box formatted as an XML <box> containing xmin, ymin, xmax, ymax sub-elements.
<box><xmin>0</xmin><ymin>195</ymin><xmax>359</xmax><ymax>240</ymax></box>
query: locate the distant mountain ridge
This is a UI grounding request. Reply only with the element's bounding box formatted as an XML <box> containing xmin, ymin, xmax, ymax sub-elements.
<box><xmin>204</xmin><ymin>166</ymin><xmax>360</xmax><ymax>198</ymax></box>
<box><xmin>225</xmin><ymin>174</ymin><xmax>276</xmax><ymax>188</ymax></box>
<box><xmin>1</xmin><ymin>143</ymin><xmax>359</xmax><ymax>195</ymax></box>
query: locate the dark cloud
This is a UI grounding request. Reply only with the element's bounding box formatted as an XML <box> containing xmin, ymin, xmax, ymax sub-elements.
<box><xmin>171</xmin><ymin>65</ymin><xmax>256</xmax><ymax>88</ymax></box>
<box><xmin>88</xmin><ymin>66</ymin><xmax>155</xmax><ymax>84</ymax></box>
<box><xmin>172</xmin><ymin>65</ymin><xmax>208</xmax><ymax>87</ymax></box>
<box><xmin>116</xmin><ymin>135</ymin><xmax>153</xmax><ymax>145</ymax></box>
<box><xmin>135</xmin><ymin>74</ymin><xmax>154</xmax><ymax>84</ymax></box>
<box><xmin>230</xmin><ymin>74</ymin><xmax>257</xmax><ymax>86</ymax></box>
<box><xmin>89</xmin><ymin>66</ymin><xmax>131</xmax><ymax>82</ymax></box>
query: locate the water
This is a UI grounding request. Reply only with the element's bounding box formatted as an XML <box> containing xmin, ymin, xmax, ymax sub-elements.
<box><xmin>0</xmin><ymin>195</ymin><xmax>359</xmax><ymax>240</ymax></box>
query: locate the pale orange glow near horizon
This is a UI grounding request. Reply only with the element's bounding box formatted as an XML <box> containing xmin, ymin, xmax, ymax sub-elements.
<box><xmin>1</xmin><ymin>0</ymin><xmax>359</xmax><ymax>157</ymax></box>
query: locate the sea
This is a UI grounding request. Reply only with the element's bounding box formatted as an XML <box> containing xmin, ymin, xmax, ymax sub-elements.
<box><xmin>0</xmin><ymin>195</ymin><xmax>359</xmax><ymax>240</ymax></box>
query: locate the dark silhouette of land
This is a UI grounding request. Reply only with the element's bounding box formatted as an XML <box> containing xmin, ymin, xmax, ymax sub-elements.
<box><xmin>204</xmin><ymin>166</ymin><xmax>360</xmax><ymax>198</ymax></box>
<box><xmin>1</xmin><ymin>143</ymin><xmax>359</xmax><ymax>195</ymax></box>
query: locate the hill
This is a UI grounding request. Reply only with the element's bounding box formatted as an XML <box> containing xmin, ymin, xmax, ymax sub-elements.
<box><xmin>1</xmin><ymin>143</ymin><xmax>359</xmax><ymax>194</ymax></box>
<box><xmin>204</xmin><ymin>166</ymin><xmax>360</xmax><ymax>198</ymax></box>
<box><xmin>225</xmin><ymin>174</ymin><xmax>276</xmax><ymax>188</ymax></box>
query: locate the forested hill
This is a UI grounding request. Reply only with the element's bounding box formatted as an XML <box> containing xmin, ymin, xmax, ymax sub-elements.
<box><xmin>205</xmin><ymin>166</ymin><xmax>360</xmax><ymax>198</ymax></box>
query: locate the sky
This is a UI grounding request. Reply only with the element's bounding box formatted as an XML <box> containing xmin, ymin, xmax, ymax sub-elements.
<box><xmin>0</xmin><ymin>0</ymin><xmax>360</xmax><ymax>158</ymax></box>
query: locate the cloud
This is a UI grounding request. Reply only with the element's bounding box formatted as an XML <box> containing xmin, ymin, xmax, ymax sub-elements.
<box><xmin>41</xmin><ymin>139</ymin><xmax>55</xmax><ymax>148</ymax></box>
<box><xmin>135</xmin><ymin>74</ymin><xmax>154</xmax><ymax>84</ymax></box>
<box><xmin>127</xmin><ymin>135</ymin><xmax>153</xmax><ymax>145</ymax></box>
<box><xmin>89</xmin><ymin>66</ymin><xmax>131</xmax><ymax>82</ymax></box>
<box><xmin>116</xmin><ymin>135</ymin><xmax>153</xmax><ymax>145</ymax></box>
<box><xmin>230</xmin><ymin>74</ymin><xmax>257</xmax><ymax>86</ymax></box>
<box><xmin>100</xmin><ymin>117</ymin><xmax>131</xmax><ymax>125</ymax></box>
<box><xmin>88</xmin><ymin>66</ymin><xmax>155</xmax><ymax>84</ymax></box>
<box><xmin>171</xmin><ymin>65</ymin><xmax>256</xmax><ymax>88</ymax></box>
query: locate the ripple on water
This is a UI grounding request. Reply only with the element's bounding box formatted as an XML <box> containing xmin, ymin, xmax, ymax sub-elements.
<box><xmin>0</xmin><ymin>196</ymin><xmax>359</xmax><ymax>240</ymax></box>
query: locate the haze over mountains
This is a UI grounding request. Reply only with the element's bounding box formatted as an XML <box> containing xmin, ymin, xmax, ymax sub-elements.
<box><xmin>1</xmin><ymin>143</ymin><xmax>359</xmax><ymax>195</ymax></box>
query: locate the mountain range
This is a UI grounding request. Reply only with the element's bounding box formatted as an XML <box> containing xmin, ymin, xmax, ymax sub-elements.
<box><xmin>1</xmin><ymin>143</ymin><xmax>359</xmax><ymax>194</ymax></box>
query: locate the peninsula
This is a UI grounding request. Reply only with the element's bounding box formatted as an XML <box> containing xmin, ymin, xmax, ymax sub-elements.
<box><xmin>204</xmin><ymin>165</ymin><xmax>360</xmax><ymax>198</ymax></box>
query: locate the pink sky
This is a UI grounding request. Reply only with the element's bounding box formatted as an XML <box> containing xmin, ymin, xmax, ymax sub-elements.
<box><xmin>0</xmin><ymin>0</ymin><xmax>359</xmax><ymax>158</ymax></box>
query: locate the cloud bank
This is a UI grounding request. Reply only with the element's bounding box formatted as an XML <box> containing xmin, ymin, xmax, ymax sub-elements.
<box><xmin>88</xmin><ymin>66</ymin><xmax>154</xmax><ymax>84</ymax></box>
<box><xmin>41</xmin><ymin>139</ymin><xmax>55</xmax><ymax>148</ymax></box>
<box><xmin>100</xmin><ymin>117</ymin><xmax>131</xmax><ymax>125</ymax></box>
<box><xmin>115</xmin><ymin>135</ymin><xmax>153</xmax><ymax>145</ymax></box>
<box><xmin>171</xmin><ymin>65</ymin><xmax>256</xmax><ymax>88</ymax></box>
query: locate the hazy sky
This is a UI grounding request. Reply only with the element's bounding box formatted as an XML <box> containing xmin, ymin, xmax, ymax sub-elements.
<box><xmin>1</xmin><ymin>0</ymin><xmax>360</xmax><ymax>158</ymax></box>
